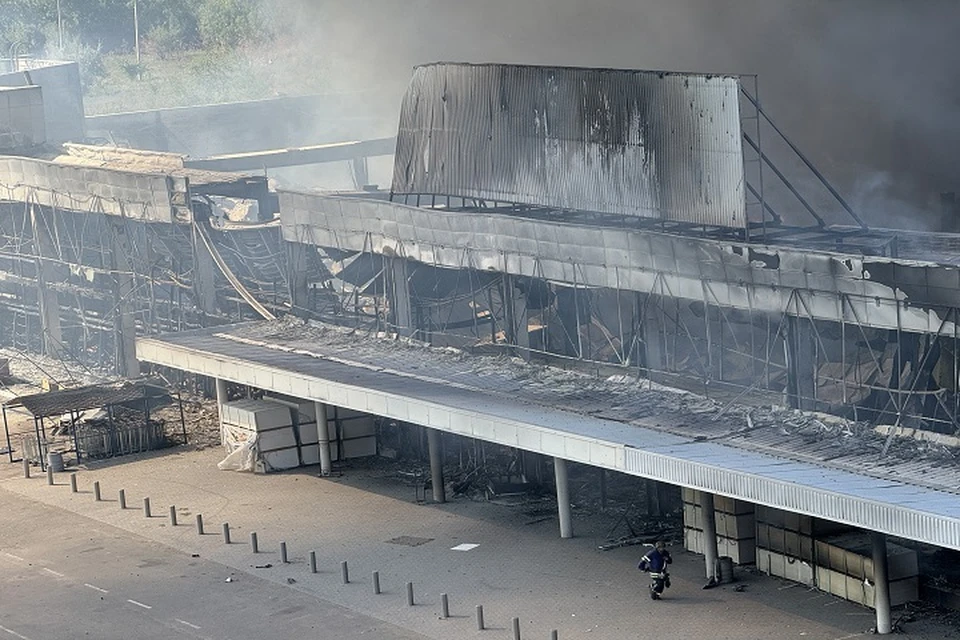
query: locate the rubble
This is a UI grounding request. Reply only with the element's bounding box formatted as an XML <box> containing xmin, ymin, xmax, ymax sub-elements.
<box><xmin>224</xmin><ymin>318</ymin><xmax>960</xmax><ymax>494</ymax></box>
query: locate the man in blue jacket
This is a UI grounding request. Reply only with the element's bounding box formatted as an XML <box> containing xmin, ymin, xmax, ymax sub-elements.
<box><xmin>638</xmin><ymin>541</ymin><xmax>673</xmax><ymax>600</ymax></box>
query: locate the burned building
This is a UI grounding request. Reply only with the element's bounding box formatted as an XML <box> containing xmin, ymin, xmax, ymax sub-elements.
<box><xmin>3</xmin><ymin>61</ymin><xmax>960</xmax><ymax>634</ymax></box>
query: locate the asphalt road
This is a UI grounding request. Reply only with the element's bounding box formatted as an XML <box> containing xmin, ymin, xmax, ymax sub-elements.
<box><xmin>0</xmin><ymin>487</ymin><xmax>428</xmax><ymax>640</ymax></box>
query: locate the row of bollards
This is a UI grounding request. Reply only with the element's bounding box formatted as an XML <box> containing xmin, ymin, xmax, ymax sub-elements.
<box><xmin>40</xmin><ymin>469</ymin><xmax>561</xmax><ymax>638</ymax></box>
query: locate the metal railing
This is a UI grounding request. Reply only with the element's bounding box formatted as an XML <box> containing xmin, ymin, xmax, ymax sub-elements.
<box><xmin>20</xmin><ymin>420</ymin><xmax>176</xmax><ymax>465</ymax></box>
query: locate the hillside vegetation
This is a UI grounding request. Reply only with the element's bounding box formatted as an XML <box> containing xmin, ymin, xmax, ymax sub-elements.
<box><xmin>2</xmin><ymin>0</ymin><xmax>325</xmax><ymax>113</ymax></box>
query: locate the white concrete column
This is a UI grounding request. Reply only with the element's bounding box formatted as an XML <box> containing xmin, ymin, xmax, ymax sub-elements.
<box><xmin>699</xmin><ymin>491</ymin><xmax>719</xmax><ymax>581</ymax></box>
<box><xmin>554</xmin><ymin>457</ymin><xmax>573</xmax><ymax>539</ymax></box>
<box><xmin>215</xmin><ymin>378</ymin><xmax>228</xmax><ymax>423</ymax></box>
<box><xmin>314</xmin><ymin>402</ymin><xmax>332</xmax><ymax>476</ymax></box>
<box><xmin>426</xmin><ymin>427</ymin><xmax>445</xmax><ymax>503</ymax></box>
<box><xmin>872</xmin><ymin>532</ymin><xmax>892</xmax><ymax>634</ymax></box>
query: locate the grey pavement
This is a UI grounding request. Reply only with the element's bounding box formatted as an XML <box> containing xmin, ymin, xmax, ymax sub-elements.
<box><xmin>0</xmin><ymin>487</ymin><xmax>427</xmax><ymax>640</ymax></box>
<box><xmin>2</xmin><ymin>448</ymin><xmax>958</xmax><ymax>640</ymax></box>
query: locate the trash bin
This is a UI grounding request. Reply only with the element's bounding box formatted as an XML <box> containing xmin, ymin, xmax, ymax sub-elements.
<box><xmin>47</xmin><ymin>451</ymin><xmax>64</xmax><ymax>472</ymax></box>
<box><xmin>717</xmin><ymin>556</ymin><xmax>735</xmax><ymax>584</ymax></box>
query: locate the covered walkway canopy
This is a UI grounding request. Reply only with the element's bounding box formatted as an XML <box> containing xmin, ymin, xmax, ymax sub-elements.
<box><xmin>136</xmin><ymin>320</ymin><xmax>960</xmax><ymax>552</ymax></box>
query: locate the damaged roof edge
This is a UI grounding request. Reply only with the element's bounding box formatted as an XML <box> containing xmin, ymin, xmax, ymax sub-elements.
<box><xmin>278</xmin><ymin>191</ymin><xmax>960</xmax><ymax>336</ymax></box>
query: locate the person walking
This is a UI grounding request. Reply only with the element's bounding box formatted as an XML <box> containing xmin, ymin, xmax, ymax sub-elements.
<box><xmin>638</xmin><ymin>540</ymin><xmax>672</xmax><ymax>600</ymax></box>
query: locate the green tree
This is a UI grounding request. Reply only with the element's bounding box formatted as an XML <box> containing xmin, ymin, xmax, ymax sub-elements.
<box><xmin>0</xmin><ymin>0</ymin><xmax>55</xmax><ymax>54</ymax></box>
<box><xmin>196</xmin><ymin>0</ymin><xmax>259</xmax><ymax>49</ymax></box>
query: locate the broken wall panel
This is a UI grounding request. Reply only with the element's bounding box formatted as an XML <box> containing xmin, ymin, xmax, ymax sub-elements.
<box><xmin>278</xmin><ymin>191</ymin><xmax>959</xmax><ymax>336</ymax></box>
<box><xmin>392</xmin><ymin>63</ymin><xmax>746</xmax><ymax>228</ymax></box>
<box><xmin>0</xmin><ymin>155</ymin><xmax>183</xmax><ymax>223</ymax></box>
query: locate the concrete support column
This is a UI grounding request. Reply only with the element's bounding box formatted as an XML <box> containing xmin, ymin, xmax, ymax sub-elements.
<box><xmin>426</xmin><ymin>427</ymin><xmax>445</xmax><ymax>503</ymax></box>
<box><xmin>698</xmin><ymin>491</ymin><xmax>719</xmax><ymax>581</ymax></box>
<box><xmin>639</xmin><ymin>293</ymin><xmax>665</xmax><ymax>372</ymax></box>
<box><xmin>872</xmin><ymin>532</ymin><xmax>892</xmax><ymax>635</ymax></box>
<box><xmin>215</xmin><ymin>378</ymin><xmax>228</xmax><ymax>424</ymax></box>
<box><xmin>554</xmin><ymin>457</ymin><xmax>573</xmax><ymax>539</ymax></box>
<box><xmin>386</xmin><ymin>257</ymin><xmax>415</xmax><ymax>338</ymax></box>
<box><xmin>29</xmin><ymin>204</ymin><xmax>63</xmax><ymax>358</ymax></box>
<box><xmin>191</xmin><ymin>221</ymin><xmax>218</xmax><ymax>320</ymax></box>
<box><xmin>646</xmin><ymin>479</ymin><xmax>663</xmax><ymax>517</ymax></box>
<box><xmin>108</xmin><ymin>218</ymin><xmax>139</xmax><ymax>377</ymax></box>
<box><xmin>314</xmin><ymin>402</ymin><xmax>332</xmax><ymax>476</ymax></box>
<box><xmin>286</xmin><ymin>241</ymin><xmax>311</xmax><ymax>318</ymax></box>
<box><xmin>785</xmin><ymin>315</ymin><xmax>816</xmax><ymax>411</ymax></box>
<box><xmin>503</xmin><ymin>274</ymin><xmax>529</xmax><ymax>360</ymax></box>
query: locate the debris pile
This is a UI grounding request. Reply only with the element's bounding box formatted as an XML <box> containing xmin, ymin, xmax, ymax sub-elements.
<box><xmin>223</xmin><ymin>318</ymin><xmax>960</xmax><ymax>493</ymax></box>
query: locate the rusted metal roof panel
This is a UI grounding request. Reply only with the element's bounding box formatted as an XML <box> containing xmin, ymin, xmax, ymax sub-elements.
<box><xmin>4</xmin><ymin>379</ymin><xmax>169</xmax><ymax>417</ymax></box>
<box><xmin>391</xmin><ymin>63</ymin><xmax>746</xmax><ymax>228</ymax></box>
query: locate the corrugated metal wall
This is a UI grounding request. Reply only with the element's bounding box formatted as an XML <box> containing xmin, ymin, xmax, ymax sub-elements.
<box><xmin>392</xmin><ymin>63</ymin><xmax>745</xmax><ymax>228</ymax></box>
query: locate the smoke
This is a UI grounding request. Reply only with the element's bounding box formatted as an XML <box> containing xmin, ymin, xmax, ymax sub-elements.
<box><xmin>271</xmin><ymin>1</ymin><xmax>960</xmax><ymax>228</ymax></box>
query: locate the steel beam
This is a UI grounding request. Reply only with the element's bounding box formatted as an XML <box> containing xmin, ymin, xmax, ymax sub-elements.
<box><xmin>183</xmin><ymin>138</ymin><xmax>396</xmax><ymax>173</ymax></box>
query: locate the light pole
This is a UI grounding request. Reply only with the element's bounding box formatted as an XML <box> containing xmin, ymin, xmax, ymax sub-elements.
<box><xmin>133</xmin><ymin>0</ymin><xmax>141</xmax><ymax>64</ymax></box>
<box><xmin>56</xmin><ymin>0</ymin><xmax>63</xmax><ymax>49</ymax></box>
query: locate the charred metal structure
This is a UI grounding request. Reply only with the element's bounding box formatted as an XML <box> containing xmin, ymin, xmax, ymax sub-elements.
<box><xmin>283</xmin><ymin>63</ymin><xmax>960</xmax><ymax>437</ymax></box>
<box><xmin>2</xmin><ymin>62</ymin><xmax>959</xmax><ymax>433</ymax></box>
<box><xmin>3</xmin><ymin>62</ymin><xmax>960</xmax><ymax>632</ymax></box>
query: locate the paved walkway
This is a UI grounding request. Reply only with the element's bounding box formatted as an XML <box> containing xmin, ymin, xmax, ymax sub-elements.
<box><xmin>1</xmin><ymin>448</ymin><xmax>955</xmax><ymax>640</ymax></box>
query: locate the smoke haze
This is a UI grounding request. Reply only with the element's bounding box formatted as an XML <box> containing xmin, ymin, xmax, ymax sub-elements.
<box><xmin>278</xmin><ymin>1</ymin><xmax>959</xmax><ymax>229</ymax></box>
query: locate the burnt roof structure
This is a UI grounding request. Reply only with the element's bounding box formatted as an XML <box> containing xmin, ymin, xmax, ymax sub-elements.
<box><xmin>392</xmin><ymin>63</ymin><xmax>746</xmax><ymax>228</ymax></box>
<box><xmin>3</xmin><ymin>379</ymin><xmax>168</xmax><ymax>418</ymax></box>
